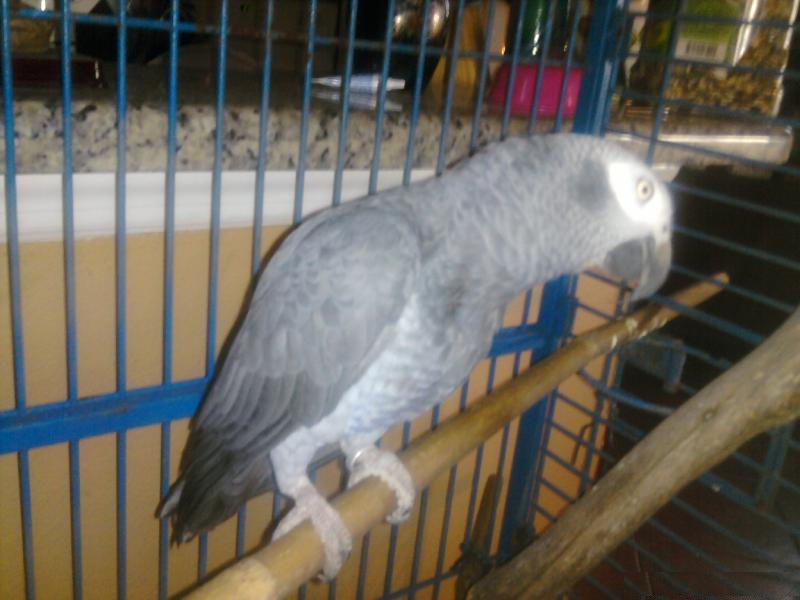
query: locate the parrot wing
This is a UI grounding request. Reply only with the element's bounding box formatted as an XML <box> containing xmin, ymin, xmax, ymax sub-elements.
<box><xmin>161</xmin><ymin>202</ymin><xmax>421</xmax><ymax>539</ymax></box>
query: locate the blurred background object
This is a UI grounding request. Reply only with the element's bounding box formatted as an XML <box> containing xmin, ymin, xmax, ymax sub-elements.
<box><xmin>353</xmin><ymin>0</ymin><xmax>452</xmax><ymax>91</ymax></box>
<box><xmin>11</xmin><ymin>0</ymin><xmax>54</xmax><ymax>55</ymax></box>
<box><xmin>75</xmin><ymin>0</ymin><xmax>206</xmax><ymax>63</ymax></box>
<box><xmin>628</xmin><ymin>0</ymin><xmax>799</xmax><ymax>117</ymax></box>
<box><xmin>427</xmin><ymin>0</ymin><xmax>510</xmax><ymax>104</ymax></box>
<box><xmin>11</xmin><ymin>0</ymin><xmax>105</xmax><ymax>88</ymax></box>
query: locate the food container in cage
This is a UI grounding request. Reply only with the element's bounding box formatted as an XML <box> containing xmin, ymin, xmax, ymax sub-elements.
<box><xmin>486</xmin><ymin>0</ymin><xmax>585</xmax><ymax>118</ymax></box>
<box><xmin>628</xmin><ymin>0</ymin><xmax>800</xmax><ymax>117</ymax></box>
<box><xmin>486</xmin><ymin>63</ymin><xmax>584</xmax><ymax>117</ymax></box>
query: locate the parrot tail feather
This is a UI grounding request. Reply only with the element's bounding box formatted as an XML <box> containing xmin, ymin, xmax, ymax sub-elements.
<box><xmin>156</xmin><ymin>442</ymin><xmax>277</xmax><ymax>545</ymax></box>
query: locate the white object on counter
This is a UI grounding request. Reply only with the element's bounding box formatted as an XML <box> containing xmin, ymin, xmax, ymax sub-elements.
<box><xmin>312</xmin><ymin>74</ymin><xmax>406</xmax><ymax>94</ymax></box>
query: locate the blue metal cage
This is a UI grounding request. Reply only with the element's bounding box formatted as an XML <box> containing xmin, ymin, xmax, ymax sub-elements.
<box><xmin>1</xmin><ymin>0</ymin><xmax>798</xmax><ymax>598</ymax></box>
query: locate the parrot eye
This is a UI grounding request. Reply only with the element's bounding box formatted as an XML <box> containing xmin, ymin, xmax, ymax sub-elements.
<box><xmin>636</xmin><ymin>178</ymin><xmax>654</xmax><ymax>204</ymax></box>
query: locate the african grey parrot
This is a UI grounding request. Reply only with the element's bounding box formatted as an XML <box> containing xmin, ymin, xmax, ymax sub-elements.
<box><xmin>158</xmin><ymin>133</ymin><xmax>672</xmax><ymax>578</ymax></box>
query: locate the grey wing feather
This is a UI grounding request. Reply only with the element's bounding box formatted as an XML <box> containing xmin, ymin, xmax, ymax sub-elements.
<box><xmin>160</xmin><ymin>202</ymin><xmax>421</xmax><ymax>541</ymax></box>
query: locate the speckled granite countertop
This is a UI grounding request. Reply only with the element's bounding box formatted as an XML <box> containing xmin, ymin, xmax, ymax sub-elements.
<box><xmin>1</xmin><ymin>66</ymin><xmax>793</xmax><ymax>174</ymax></box>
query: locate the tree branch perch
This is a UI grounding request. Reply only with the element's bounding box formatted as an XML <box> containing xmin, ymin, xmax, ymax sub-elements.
<box><xmin>185</xmin><ymin>274</ymin><xmax>729</xmax><ymax>599</ymax></box>
<box><xmin>468</xmin><ymin>303</ymin><xmax>800</xmax><ymax>600</ymax></box>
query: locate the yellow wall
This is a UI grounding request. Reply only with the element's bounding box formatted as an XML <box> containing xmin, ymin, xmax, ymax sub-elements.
<box><xmin>1</xmin><ymin>227</ymin><xmax>619</xmax><ymax>599</ymax></box>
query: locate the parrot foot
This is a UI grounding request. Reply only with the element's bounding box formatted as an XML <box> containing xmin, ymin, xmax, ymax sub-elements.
<box><xmin>273</xmin><ymin>485</ymin><xmax>352</xmax><ymax>580</ymax></box>
<box><xmin>347</xmin><ymin>447</ymin><xmax>415</xmax><ymax>524</ymax></box>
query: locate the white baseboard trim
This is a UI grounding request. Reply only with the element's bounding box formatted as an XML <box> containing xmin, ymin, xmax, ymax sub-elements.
<box><xmin>0</xmin><ymin>169</ymin><xmax>435</xmax><ymax>243</ymax></box>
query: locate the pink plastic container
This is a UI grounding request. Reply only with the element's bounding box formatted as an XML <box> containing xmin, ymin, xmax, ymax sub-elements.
<box><xmin>487</xmin><ymin>63</ymin><xmax>584</xmax><ymax>118</ymax></box>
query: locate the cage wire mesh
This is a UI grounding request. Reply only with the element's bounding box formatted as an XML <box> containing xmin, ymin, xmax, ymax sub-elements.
<box><xmin>0</xmin><ymin>0</ymin><xmax>798</xmax><ymax>599</ymax></box>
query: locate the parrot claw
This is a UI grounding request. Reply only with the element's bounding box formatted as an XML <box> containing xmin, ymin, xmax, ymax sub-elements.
<box><xmin>273</xmin><ymin>487</ymin><xmax>352</xmax><ymax>580</ymax></box>
<box><xmin>347</xmin><ymin>447</ymin><xmax>415</xmax><ymax>524</ymax></box>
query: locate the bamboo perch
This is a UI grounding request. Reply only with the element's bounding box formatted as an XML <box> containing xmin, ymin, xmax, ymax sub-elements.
<box><xmin>186</xmin><ymin>274</ymin><xmax>729</xmax><ymax>600</ymax></box>
<box><xmin>468</xmin><ymin>305</ymin><xmax>800</xmax><ymax>600</ymax></box>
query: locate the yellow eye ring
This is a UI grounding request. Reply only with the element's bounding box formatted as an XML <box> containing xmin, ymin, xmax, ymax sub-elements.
<box><xmin>636</xmin><ymin>178</ymin><xmax>654</xmax><ymax>204</ymax></box>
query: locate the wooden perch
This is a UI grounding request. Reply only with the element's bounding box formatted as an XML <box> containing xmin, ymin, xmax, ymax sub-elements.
<box><xmin>468</xmin><ymin>306</ymin><xmax>800</xmax><ymax>600</ymax></box>
<box><xmin>186</xmin><ymin>274</ymin><xmax>728</xmax><ymax>600</ymax></box>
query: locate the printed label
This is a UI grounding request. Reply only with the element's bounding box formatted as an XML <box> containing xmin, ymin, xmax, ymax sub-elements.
<box><xmin>675</xmin><ymin>37</ymin><xmax>729</xmax><ymax>63</ymax></box>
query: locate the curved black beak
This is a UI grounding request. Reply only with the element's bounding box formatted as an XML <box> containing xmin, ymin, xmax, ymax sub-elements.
<box><xmin>604</xmin><ymin>235</ymin><xmax>672</xmax><ymax>301</ymax></box>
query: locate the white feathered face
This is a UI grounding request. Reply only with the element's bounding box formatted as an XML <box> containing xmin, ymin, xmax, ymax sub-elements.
<box><xmin>603</xmin><ymin>159</ymin><xmax>673</xmax><ymax>300</ymax></box>
<box><xmin>607</xmin><ymin>161</ymin><xmax>671</xmax><ymax>246</ymax></box>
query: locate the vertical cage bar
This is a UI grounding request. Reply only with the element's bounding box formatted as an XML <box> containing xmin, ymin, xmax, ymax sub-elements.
<box><xmin>235</xmin><ymin>506</ymin><xmax>247</xmax><ymax>560</ymax></box>
<box><xmin>271</xmin><ymin>492</ymin><xmax>282</xmax><ymax>539</ymax></box>
<box><xmin>599</xmin><ymin>0</ymin><xmax>632</xmax><ymax>132</ymax></box>
<box><xmin>197</xmin><ymin>534</ymin><xmax>208</xmax><ymax>580</ymax></box>
<box><xmin>251</xmin><ymin>0</ymin><xmax>274</xmax><ymax>276</ymax></box>
<box><xmin>435</xmin><ymin>0</ymin><xmax>466</xmax><ymax>176</ymax></box>
<box><xmin>464</xmin><ymin>444</ymin><xmax>487</xmax><ymax>544</ymax></box>
<box><xmin>553</xmin><ymin>1</ymin><xmax>583</xmax><ymax>132</ymax></box>
<box><xmin>431</xmin><ymin>382</ymin><xmax>470</xmax><ymax>600</ymax></box>
<box><xmin>574</xmin><ymin>0</ymin><xmax>624</xmax><ymax>135</ymax></box>
<box><xmin>294</xmin><ymin>0</ymin><xmax>318</xmax><ymax>224</ymax></box>
<box><xmin>578</xmin><ymin>287</ymin><xmax>627</xmax><ymax>496</ymax></box>
<box><xmin>239</xmin><ymin>0</ymin><xmax>277</xmax><ymax>558</ymax></box>
<box><xmin>18</xmin><ymin>450</ymin><xmax>36</xmax><ymax>600</ymax></box>
<box><xmin>464</xmin><ymin>357</ymin><xmax>497</xmax><ymax>545</ymax></box>
<box><xmin>468</xmin><ymin>0</ymin><xmax>497</xmax><ymax>153</ymax></box>
<box><xmin>525</xmin><ymin>6</ymin><xmax>555</xmax><ymax>135</ymax></box>
<box><xmin>332</xmin><ymin>0</ymin><xmax>358</xmax><ymax>206</ymax></box>
<box><xmin>68</xmin><ymin>441</ymin><xmax>83</xmax><ymax>600</ymax></box>
<box><xmin>115</xmin><ymin>1</ymin><xmax>128</xmax><ymax>393</ymax></box>
<box><xmin>646</xmin><ymin>0</ymin><xmax>684</xmax><ymax>164</ymax></box>
<box><xmin>525</xmin><ymin>276</ymin><xmax>579</xmax><ymax>508</ymax></box>
<box><xmin>115</xmin><ymin>7</ymin><xmax>129</xmax><ymax>595</ymax></box>
<box><xmin>484</xmin><ymin>423</ymin><xmax>511</xmax><ymax>553</ymax></box>
<box><xmin>60</xmin><ymin>0</ymin><xmax>78</xmax><ymax>403</ymax></box>
<box><xmin>60</xmin><ymin>4</ymin><xmax>82</xmax><ymax>597</ymax></box>
<box><xmin>382</xmin><ymin>420</ymin><xmax>412</xmax><ymax>596</ymax></box>
<box><xmin>368</xmin><ymin>0</ymin><xmax>396</xmax><ymax>195</ymax></box>
<box><xmin>500</xmin><ymin>0</ymin><xmax>530</xmax><ymax>139</ymax></box>
<box><xmin>160</xmin><ymin>1</ymin><xmax>179</xmax><ymax>588</ymax></box>
<box><xmin>402</xmin><ymin>0</ymin><xmax>433</xmax><ymax>187</ymax></box>
<box><xmin>299</xmin><ymin>462</ymin><xmax>319</xmax><ymax>600</ymax></box>
<box><xmin>328</xmin><ymin>568</ymin><xmax>338</xmax><ymax>600</ymax></box>
<box><xmin>1</xmin><ymin>0</ymin><xmax>27</xmax><ymax>412</ymax></box>
<box><xmin>355</xmin><ymin>449</ymin><xmax>372</xmax><ymax>597</ymax></box>
<box><xmin>163</xmin><ymin>0</ymin><xmax>180</xmax><ymax>385</ymax></box>
<box><xmin>408</xmin><ymin>405</ymin><xmax>442</xmax><ymax>598</ymax></box>
<box><xmin>205</xmin><ymin>0</ymin><xmax>229</xmax><ymax>383</ymax></box>
<box><xmin>754</xmin><ymin>425</ymin><xmax>793</xmax><ymax>509</ymax></box>
<box><xmin>355</xmin><ymin>530</ymin><xmax>370</xmax><ymax>600</ymax></box>
<box><xmin>3</xmin><ymin>4</ymin><xmax>32</xmax><ymax>595</ymax></box>
<box><xmin>482</xmin><ymin>292</ymin><xmax>535</xmax><ymax>552</ymax></box>
<box><xmin>498</xmin><ymin>275</ymin><xmax>577</xmax><ymax>559</ymax></box>
<box><xmin>117</xmin><ymin>431</ymin><xmax>127</xmax><ymax>600</ymax></box>
<box><xmin>158</xmin><ymin>423</ymin><xmax>170</xmax><ymax>600</ymax></box>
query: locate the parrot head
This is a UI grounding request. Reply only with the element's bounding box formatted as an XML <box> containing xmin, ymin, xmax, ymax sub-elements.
<box><xmin>494</xmin><ymin>134</ymin><xmax>673</xmax><ymax>301</ymax></box>
<box><xmin>600</xmin><ymin>153</ymin><xmax>672</xmax><ymax>300</ymax></box>
<box><xmin>511</xmin><ymin>133</ymin><xmax>673</xmax><ymax>301</ymax></box>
